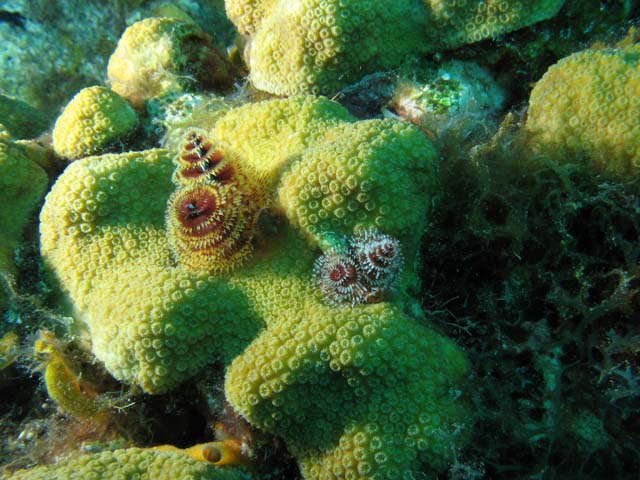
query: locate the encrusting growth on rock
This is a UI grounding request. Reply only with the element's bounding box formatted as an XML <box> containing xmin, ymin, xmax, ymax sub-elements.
<box><xmin>107</xmin><ymin>17</ymin><xmax>234</xmax><ymax>107</ymax></box>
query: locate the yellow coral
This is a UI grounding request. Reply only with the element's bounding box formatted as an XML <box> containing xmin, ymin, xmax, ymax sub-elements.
<box><xmin>39</xmin><ymin>149</ymin><xmax>263</xmax><ymax>392</ymax></box>
<box><xmin>212</xmin><ymin>96</ymin><xmax>353</xmax><ymax>186</ymax></box>
<box><xmin>107</xmin><ymin>17</ymin><xmax>233</xmax><ymax>107</ymax></box>
<box><xmin>40</xmin><ymin>97</ymin><xmax>438</xmax><ymax>390</ymax></box>
<box><xmin>225</xmin><ymin>229</ymin><xmax>470</xmax><ymax>479</ymax></box>
<box><xmin>52</xmin><ymin>86</ymin><xmax>138</xmax><ymax>161</ymax></box>
<box><xmin>277</xmin><ymin>119</ymin><xmax>436</xmax><ymax>253</ymax></box>
<box><xmin>213</xmin><ymin>97</ymin><xmax>437</xmax><ymax>264</ymax></box>
<box><xmin>421</xmin><ymin>0</ymin><xmax>565</xmax><ymax>49</ymax></box>
<box><xmin>224</xmin><ymin>0</ymin><xmax>279</xmax><ymax>36</ymax></box>
<box><xmin>39</xmin><ymin>97</ymin><xmax>470</xmax><ymax>478</ymax></box>
<box><xmin>0</xmin><ymin>125</ymin><xmax>48</xmax><ymax>311</ymax></box>
<box><xmin>5</xmin><ymin>447</ymin><xmax>247</xmax><ymax>480</ymax></box>
<box><xmin>225</xmin><ymin>0</ymin><xmax>565</xmax><ymax>95</ymax></box>
<box><xmin>526</xmin><ymin>44</ymin><xmax>640</xmax><ymax>177</ymax></box>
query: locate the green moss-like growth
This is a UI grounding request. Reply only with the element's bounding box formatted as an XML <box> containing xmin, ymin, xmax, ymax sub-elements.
<box><xmin>419</xmin><ymin>115</ymin><xmax>640</xmax><ymax>478</ymax></box>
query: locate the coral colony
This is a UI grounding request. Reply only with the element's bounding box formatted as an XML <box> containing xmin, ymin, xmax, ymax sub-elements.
<box><xmin>0</xmin><ymin>1</ymin><xmax>639</xmax><ymax>480</ymax></box>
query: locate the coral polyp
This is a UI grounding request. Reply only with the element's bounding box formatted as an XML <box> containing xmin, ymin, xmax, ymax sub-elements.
<box><xmin>166</xmin><ymin>182</ymin><xmax>255</xmax><ymax>272</ymax></box>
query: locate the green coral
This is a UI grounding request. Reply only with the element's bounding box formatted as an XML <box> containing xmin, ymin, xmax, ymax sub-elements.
<box><xmin>40</xmin><ymin>96</ymin><xmax>469</xmax><ymax>478</ymax></box>
<box><xmin>52</xmin><ymin>86</ymin><xmax>138</xmax><ymax>161</ymax></box>
<box><xmin>0</xmin><ymin>125</ymin><xmax>48</xmax><ymax>311</ymax></box>
<box><xmin>6</xmin><ymin>447</ymin><xmax>247</xmax><ymax>480</ymax></box>
<box><xmin>0</xmin><ymin>95</ymin><xmax>49</xmax><ymax>140</ymax></box>
<box><xmin>225</xmin><ymin>0</ymin><xmax>565</xmax><ymax>95</ymax></box>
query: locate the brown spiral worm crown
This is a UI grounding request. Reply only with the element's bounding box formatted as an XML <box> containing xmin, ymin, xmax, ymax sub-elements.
<box><xmin>172</xmin><ymin>129</ymin><xmax>236</xmax><ymax>186</ymax></box>
<box><xmin>313</xmin><ymin>248</ymin><xmax>368</xmax><ymax>306</ymax></box>
<box><xmin>313</xmin><ymin>229</ymin><xmax>404</xmax><ymax>305</ymax></box>
<box><xmin>350</xmin><ymin>229</ymin><xmax>404</xmax><ymax>289</ymax></box>
<box><xmin>166</xmin><ymin>129</ymin><xmax>270</xmax><ymax>272</ymax></box>
<box><xmin>166</xmin><ymin>181</ymin><xmax>257</xmax><ymax>272</ymax></box>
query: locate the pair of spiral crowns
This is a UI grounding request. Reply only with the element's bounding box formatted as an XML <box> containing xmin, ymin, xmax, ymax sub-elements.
<box><xmin>313</xmin><ymin>229</ymin><xmax>404</xmax><ymax>306</ymax></box>
<box><xmin>165</xmin><ymin>129</ymin><xmax>266</xmax><ymax>273</ymax></box>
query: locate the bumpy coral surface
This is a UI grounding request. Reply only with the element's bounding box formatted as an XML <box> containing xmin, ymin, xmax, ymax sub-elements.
<box><xmin>526</xmin><ymin>44</ymin><xmax>640</xmax><ymax>177</ymax></box>
<box><xmin>40</xmin><ymin>149</ymin><xmax>263</xmax><ymax>393</ymax></box>
<box><xmin>107</xmin><ymin>17</ymin><xmax>233</xmax><ymax>106</ymax></box>
<box><xmin>212</xmin><ymin>97</ymin><xmax>436</xmax><ymax>261</ymax></box>
<box><xmin>421</xmin><ymin>0</ymin><xmax>566</xmax><ymax>49</ymax></box>
<box><xmin>6</xmin><ymin>447</ymin><xmax>247</xmax><ymax>480</ymax></box>
<box><xmin>225</xmin><ymin>0</ymin><xmax>565</xmax><ymax>95</ymax></box>
<box><xmin>40</xmin><ymin>96</ymin><xmax>469</xmax><ymax>478</ymax></box>
<box><xmin>52</xmin><ymin>86</ymin><xmax>138</xmax><ymax>161</ymax></box>
<box><xmin>225</xmin><ymin>240</ymin><xmax>470</xmax><ymax>478</ymax></box>
<box><xmin>0</xmin><ymin>125</ymin><xmax>48</xmax><ymax>310</ymax></box>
